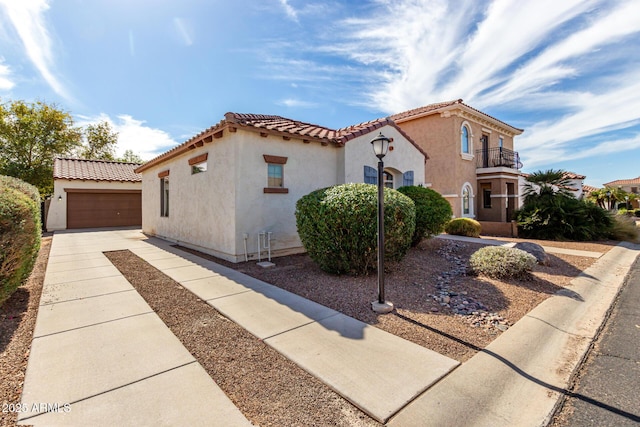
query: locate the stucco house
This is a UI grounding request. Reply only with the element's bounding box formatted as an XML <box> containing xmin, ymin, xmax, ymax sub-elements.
<box><xmin>46</xmin><ymin>158</ymin><xmax>142</xmax><ymax>231</ymax></box>
<box><xmin>604</xmin><ymin>176</ymin><xmax>640</xmax><ymax>209</ymax></box>
<box><xmin>390</xmin><ymin>99</ymin><xmax>523</xmax><ymax>227</ymax></box>
<box><xmin>135</xmin><ymin>113</ymin><xmax>427</xmax><ymax>263</ymax></box>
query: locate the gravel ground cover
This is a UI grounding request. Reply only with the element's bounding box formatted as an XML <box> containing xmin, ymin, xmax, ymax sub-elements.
<box><xmin>179</xmin><ymin>237</ymin><xmax>610</xmax><ymax>362</ymax></box>
<box><xmin>1</xmin><ymin>236</ymin><xmax>51</xmax><ymax>427</ymax></box>
<box><xmin>0</xmin><ymin>233</ymin><xmax>614</xmax><ymax>427</ymax></box>
<box><xmin>104</xmin><ymin>250</ymin><xmax>380</xmax><ymax>427</ymax></box>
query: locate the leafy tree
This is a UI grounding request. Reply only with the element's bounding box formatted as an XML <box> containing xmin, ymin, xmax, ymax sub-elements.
<box><xmin>118</xmin><ymin>149</ymin><xmax>144</xmax><ymax>163</ymax></box>
<box><xmin>0</xmin><ymin>99</ymin><xmax>82</xmax><ymax>197</ymax></box>
<box><xmin>77</xmin><ymin>121</ymin><xmax>118</xmax><ymax>160</ymax></box>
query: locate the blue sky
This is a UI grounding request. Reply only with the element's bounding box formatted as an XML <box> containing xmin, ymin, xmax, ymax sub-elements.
<box><xmin>1</xmin><ymin>0</ymin><xmax>639</xmax><ymax>187</ymax></box>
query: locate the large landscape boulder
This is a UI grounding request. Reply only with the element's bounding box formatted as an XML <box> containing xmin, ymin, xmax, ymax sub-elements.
<box><xmin>513</xmin><ymin>242</ymin><xmax>549</xmax><ymax>265</ymax></box>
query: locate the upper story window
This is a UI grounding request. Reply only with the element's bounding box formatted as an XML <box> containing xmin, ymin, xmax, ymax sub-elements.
<box><xmin>461</xmin><ymin>125</ymin><xmax>471</xmax><ymax>154</ymax></box>
<box><xmin>263</xmin><ymin>154</ymin><xmax>288</xmax><ymax>194</ymax></box>
<box><xmin>499</xmin><ymin>136</ymin><xmax>504</xmax><ymax>148</ymax></box>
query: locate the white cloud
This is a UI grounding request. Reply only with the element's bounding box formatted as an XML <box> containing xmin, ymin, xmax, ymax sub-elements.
<box><xmin>76</xmin><ymin>113</ymin><xmax>178</xmax><ymax>160</ymax></box>
<box><xmin>277</xmin><ymin>98</ymin><xmax>319</xmax><ymax>108</ymax></box>
<box><xmin>278</xmin><ymin>0</ymin><xmax>299</xmax><ymax>22</ymax></box>
<box><xmin>0</xmin><ymin>58</ymin><xmax>14</xmax><ymax>90</ymax></box>
<box><xmin>173</xmin><ymin>17</ymin><xmax>193</xmax><ymax>46</ymax></box>
<box><xmin>0</xmin><ymin>0</ymin><xmax>71</xmax><ymax>100</ymax></box>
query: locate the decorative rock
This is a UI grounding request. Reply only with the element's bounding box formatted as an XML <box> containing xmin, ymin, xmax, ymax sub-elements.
<box><xmin>513</xmin><ymin>242</ymin><xmax>550</xmax><ymax>265</ymax></box>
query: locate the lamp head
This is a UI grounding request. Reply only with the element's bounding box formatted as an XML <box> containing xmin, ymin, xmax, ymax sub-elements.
<box><xmin>370</xmin><ymin>132</ymin><xmax>391</xmax><ymax>160</ymax></box>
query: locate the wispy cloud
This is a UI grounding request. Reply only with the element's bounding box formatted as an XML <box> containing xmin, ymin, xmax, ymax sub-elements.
<box><xmin>76</xmin><ymin>113</ymin><xmax>178</xmax><ymax>160</ymax></box>
<box><xmin>173</xmin><ymin>17</ymin><xmax>193</xmax><ymax>46</ymax></box>
<box><xmin>0</xmin><ymin>0</ymin><xmax>71</xmax><ymax>100</ymax></box>
<box><xmin>278</xmin><ymin>0</ymin><xmax>299</xmax><ymax>22</ymax></box>
<box><xmin>0</xmin><ymin>58</ymin><xmax>14</xmax><ymax>90</ymax></box>
<box><xmin>262</xmin><ymin>0</ymin><xmax>640</xmax><ymax>172</ymax></box>
<box><xmin>277</xmin><ymin>98</ymin><xmax>319</xmax><ymax>108</ymax></box>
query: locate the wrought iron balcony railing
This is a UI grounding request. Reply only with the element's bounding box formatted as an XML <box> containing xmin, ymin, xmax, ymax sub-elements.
<box><xmin>476</xmin><ymin>147</ymin><xmax>523</xmax><ymax>169</ymax></box>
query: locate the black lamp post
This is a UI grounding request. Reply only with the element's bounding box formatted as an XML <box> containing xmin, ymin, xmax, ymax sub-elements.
<box><xmin>606</xmin><ymin>191</ymin><xmax>611</xmax><ymax>210</ymax></box>
<box><xmin>370</xmin><ymin>132</ymin><xmax>394</xmax><ymax>314</ymax></box>
<box><xmin>625</xmin><ymin>195</ymin><xmax>630</xmax><ymax>210</ymax></box>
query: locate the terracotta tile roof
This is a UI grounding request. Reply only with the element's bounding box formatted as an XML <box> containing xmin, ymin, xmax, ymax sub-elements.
<box><xmin>582</xmin><ymin>184</ymin><xmax>600</xmax><ymax>194</ymax></box>
<box><xmin>54</xmin><ymin>158</ymin><xmax>142</xmax><ymax>182</ymax></box>
<box><xmin>136</xmin><ymin>112</ymin><xmax>428</xmax><ymax>173</ymax></box>
<box><xmin>604</xmin><ymin>176</ymin><xmax>640</xmax><ymax>186</ymax></box>
<box><xmin>390</xmin><ymin>98</ymin><xmax>524</xmax><ymax>134</ymax></box>
<box><xmin>562</xmin><ymin>172</ymin><xmax>586</xmax><ymax>180</ymax></box>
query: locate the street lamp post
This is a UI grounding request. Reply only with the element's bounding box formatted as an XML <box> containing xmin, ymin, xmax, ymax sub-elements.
<box><xmin>625</xmin><ymin>195</ymin><xmax>630</xmax><ymax>210</ymax></box>
<box><xmin>370</xmin><ymin>132</ymin><xmax>394</xmax><ymax>314</ymax></box>
<box><xmin>606</xmin><ymin>191</ymin><xmax>611</xmax><ymax>210</ymax></box>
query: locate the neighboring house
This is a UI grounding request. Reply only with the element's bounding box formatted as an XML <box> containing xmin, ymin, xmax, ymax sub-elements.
<box><xmin>582</xmin><ymin>184</ymin><xmax>599</xmax><ymax>199</ymax></box>
<box><xmin>518</xmin><ymin>171</ymin><xmax>587</xmax><ymax>207</ymax></box>
<box><xmin>135</xmin><ymin>113</ymin><xmax>426</xmax><ymax>263</ymax></box>
<box><xmin>604</xmin><ymin>176</ymin><xmax>640</xmax><ymax>208</ymax></box>
<box><xmin>390</xmin><ymin>99</ymin><xmax>523</xmax><ymax>223</ymax></box>
<box><xmin>46</xmin><ymin>158</ymin><xmax>142</xmax><ymax>231</ymax></box>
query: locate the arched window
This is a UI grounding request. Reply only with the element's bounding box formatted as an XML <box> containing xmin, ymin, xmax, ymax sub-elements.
<box><xmin>383</xmin><ymin>171</ymin><xmax>394</xmax><ymax>188</ymax></box>
<box><xmin>461</xmin><ymin>182</ymin><xmax>474</xmax><ymax>217</ymax></box>
<box><xmin>461</xmin><ymin>124</ymin><xmax>471</xmax><ymax>154</ymax></box>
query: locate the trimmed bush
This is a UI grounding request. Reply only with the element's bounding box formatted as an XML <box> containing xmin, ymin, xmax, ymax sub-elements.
<box><xmin>397</xmin><ymin>186</ymin><xmax>452</xmax><ymax>246</ymax></box>
<box><xmin>1</xmin><ymin>176</ymin><xmax>41</xmax><ymax>305</ymax></box>
<box><xmin>469</xmin><ymin>246</ymin><xmax>536</xmax><ymax>279</ymax></box>
<box><xmin>445</xmin><ymin>218</ymin><xmax>481</xmax><ymax>237</ymax></box>
<box><xmin>295</xmin><ymin>183</ymin><xmax>415</xmax><ymax>275</ymax></box>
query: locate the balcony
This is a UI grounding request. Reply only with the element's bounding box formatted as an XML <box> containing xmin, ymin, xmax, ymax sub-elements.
<box><xmin>476</xmin><ymin>147</ymin><xmax>523</xmax><ymax>170</ymax></box>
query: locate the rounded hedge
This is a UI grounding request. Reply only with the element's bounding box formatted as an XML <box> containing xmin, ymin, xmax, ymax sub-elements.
<box><xmin>295</xmin><ymin>183</ymin><xmax>415</xmax><ymax>275</ymax></box>
<box><xmin>1</xmin><ymin>176</ymin><xmax>41</xmax><ymax>305</ymax></box>
<box><xmin>397</xmin><ymin>186</ymin><xmax>452</xmax><ymax>246</ymax></box>
<box><xmin>445</xmin><ymin>217</ymin><xmax>481</xmax><ymax>237</ymax></box>
<box><xmin>469</xmin><ymin>246</ymin><xmax>536</xmax><ymax>279</ymax></box>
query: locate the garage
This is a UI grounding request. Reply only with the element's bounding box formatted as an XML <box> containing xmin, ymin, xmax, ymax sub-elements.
<box><xmin>47</xmin><ymin>158</ymin><xmax>143</xmax><ymax>231</ymax></box>
<box><xmin>66</xmin><ymin>190</ymin><xmax>142</xmax><ymax>229</ymax></box>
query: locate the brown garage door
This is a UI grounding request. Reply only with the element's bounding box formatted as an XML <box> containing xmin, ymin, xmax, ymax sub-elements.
<box><xmin>67</xmin><ymin>190</ymin><xmax>142</xmax><ymax>229</ymax></box>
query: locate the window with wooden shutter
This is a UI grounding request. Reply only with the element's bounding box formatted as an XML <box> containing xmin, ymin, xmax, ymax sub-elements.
<box><xmin>364</xmin><ymin>165</ymin><xmax>377</xmax><ymax>184</ymax></box>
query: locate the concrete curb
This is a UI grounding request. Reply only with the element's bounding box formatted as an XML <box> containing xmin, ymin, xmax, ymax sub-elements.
<box><xmin>389</xmin><ymin>242</ymin><xmax>640</xmax><ymax>426</ymax></box>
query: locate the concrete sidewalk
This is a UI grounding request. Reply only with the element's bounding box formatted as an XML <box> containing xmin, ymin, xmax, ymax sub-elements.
<box><xmin>19</xmin><ymin>229</ymin><xmax>458</xmax><ymax>425</ymax></box>
<box><xmin>437</xmin><ymin>234</ymin><xmax>605</xmax><ymax>258</ymax></box>
<box><xmin>20</xmin><ymin>228</ymin><xmax>639</xmax><ymax>426</ymax></box>
<box><xmin>19</xmin><ymin>228</ymin><xmax>251</xmax><ymax>426</ymax></box>
<box><xmin>389</xmin><ymin>240</ymin><xmax>640</xmax><ymax>426</ymax></box>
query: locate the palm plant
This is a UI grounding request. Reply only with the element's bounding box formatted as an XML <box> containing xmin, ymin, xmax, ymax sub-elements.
<box><xmin>522</xmin><ymin>169</ymin><xmax>573</xmax><ymax>204</ymax></box>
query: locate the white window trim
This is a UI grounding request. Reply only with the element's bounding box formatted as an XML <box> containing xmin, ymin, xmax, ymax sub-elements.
<box><xmin>460</xmin><ymin>120</ymin><xmax>474</xmax><ymax>159</ymax></box>
<box><xmin>461</xmin><ymin>182</ymin><xmax>475</xmax><ymax>218</ymax></box>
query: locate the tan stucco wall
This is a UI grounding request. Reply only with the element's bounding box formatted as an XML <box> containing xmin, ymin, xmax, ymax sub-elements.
<box><xmin>343</xmin><ymin>124</ymin><xmax>425</xmax><ymax>188</ymax></box>
<box><xmin>396</xmin><ymin>110</ymin><xmax>518</xmax><ymax>219</ymax></box>
<box><xmin>46</xmin><ymin>179</ymin><xmax>142</xmax><ymax>231</ymax></box>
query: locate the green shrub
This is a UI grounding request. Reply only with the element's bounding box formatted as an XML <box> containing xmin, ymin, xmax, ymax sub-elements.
<box><xmin>295</xmin><ymin>183</ymin><xmax>415</xmax><ymax>275</ymax></box>
<box><xmin>516</xmin><ymin>197</ymin><xmax>612</xmax><ymax>241</ymax></box>
<box><xmin>469</xmin><ymin>246</ymin><xmax>537</xmax><ymax>279</ymax></box>
<box><xmin>1</xmin><ymin>176</ymin><xmax>41</xmax><ymax>305</ymax></box>
<box><xmin>609</xmin><ymin>215</ymin><xmax>639</xmax><ymax>242</ymax></box>
<box><xmin>445</xmin><ymin>218</ymin><xmax>481</xmax><ymax>237</ymax></box>
<box><xmin>397</xmin><ymin>186</ymin><xmax>452</xmax><ymax>246</ymax></box>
